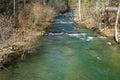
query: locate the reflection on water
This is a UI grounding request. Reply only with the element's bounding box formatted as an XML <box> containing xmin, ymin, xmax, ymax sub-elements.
<box><xmin>0</xmin><ymin>15</ymin><xmax>120</xmax><ymax>80</ymax></box>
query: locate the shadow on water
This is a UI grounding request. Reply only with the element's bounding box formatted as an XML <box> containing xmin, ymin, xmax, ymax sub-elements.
<box><xmin>0</xmin><ymin>14</ymin><xmax>120</xmax><ymax>80</ymax></box>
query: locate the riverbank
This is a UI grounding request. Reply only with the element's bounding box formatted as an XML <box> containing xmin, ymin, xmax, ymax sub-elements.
<box><xmin>0</xmin><ymin>2</ymin><xmax>56</xmax><ymax>70</ymax></box>
<box><xmin>72</xmin><ymin>18</ymin><xmax>116</xmax><ymax>44</ymax></box>
<box><xmin>76</xmin><ymin>19</ymin><xmax>114</xmax><ymax>36</ymax></box>
<box><xmin>71</xmin><ymin>0</ymin><xmax>119</xmax><ymax>43</ymax></box>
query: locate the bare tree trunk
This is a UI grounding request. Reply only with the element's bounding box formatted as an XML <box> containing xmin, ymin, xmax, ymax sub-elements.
<box><xmin>106</xmin><ymin>0</ymin><xmax>110</xmax><ymax>6</ymax></box>
<box><xmin>23</xmin><ymin>0</ymin><xmax>26</xmax><ymax>8</ymax></box>
<box><xmin>43</xmin><ymin>0</ymin><xmax>46</xmax><ymax>5</ymax></box>
<box><xmin>13</xmin><ymin>0</ymin><xmax>18</xmax><ymax>27</ymax></box>
<box><xmin>78</xmin><ymin>0</ymin><xmax>81</xmax><ymax>20</ymax></box>
<box><xmin>114</xmin><ymin>5</ymin><xmax>120</xmax><ymax>42</ymax></box>
<box><xmin>13</xmin><ymin>0</ymin><xmax>16</xmax><ymax>18</ymax></box>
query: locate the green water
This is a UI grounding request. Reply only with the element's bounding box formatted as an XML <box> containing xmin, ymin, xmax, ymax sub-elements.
<box><xmin>0</xmin><ymin>16</ymin><xmax>120</xmax><ymax>80</ymax></box>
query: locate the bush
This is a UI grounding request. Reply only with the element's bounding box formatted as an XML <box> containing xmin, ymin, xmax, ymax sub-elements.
<box><xmin>18</xmin><ymin>2</ymin><xmax>56</xmax><ymax>30</ymax></box>
<box><xmin>0</xmin><ymin>1</ymin><xmax>56</xmax><ymax>50</ymax></box>
<box><xmin>0</xmin><ymin>15</ymin><xmax>14</xmax><ymax>41</ymax></box>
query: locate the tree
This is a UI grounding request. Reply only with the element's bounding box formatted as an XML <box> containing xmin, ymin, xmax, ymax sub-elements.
<box><xmin>78</xmin><ymin>0</ymin><xmax>81</xmax><ymax>20</ymax></box>
<box><xmin>114</xmin><ymin>4</ymin><xmax>120</xmax><ymax>42</ymax></box>
<box><xmin>13</xmin><ymin>0</ymin><xmax>16</xmax><ymax>18</ymax></box>
<box><xmin>23</xmin><ymin>0</ymin><xmax>26</xmax><ymax>8</ymax></box>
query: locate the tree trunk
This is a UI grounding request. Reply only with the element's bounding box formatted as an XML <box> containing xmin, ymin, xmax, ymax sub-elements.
<box><xmin>78</xmin><ymin>0</ymin><xmax>81</xmax><ymax>20</ymax></box>
<box><xmin>43</xmin><ymin>0</ymin><xmax>46</xmax><ymax>5</ymax></box>
<box><xmin>13</xmin><ymin>0</ymin><xmax>16</xmax><ymax>18</ymax></box>
<box><xmin>23</xmin><ymin>0</ymin><xmax>26</xmax><ymax>8</ymax></box>
<box><xmin>114</xmin><ymin>5</ymin><xmax>120</xmax><ymax>42</ymax></box>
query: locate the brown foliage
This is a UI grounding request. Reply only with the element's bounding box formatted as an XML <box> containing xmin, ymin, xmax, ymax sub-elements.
<box><xmin>18</xmin><ymin>2</ymin><xmax>56</xmax><ymax>29</ymax></box>
<box><xmin>0</xmin><ymin>2</ymin><xmax>56</xmax><ymax>52</ymax></box>
<box><xmin>0</xmin><ymin>15</ymin><xmax>14</xmax><ymax>41</ymax></box>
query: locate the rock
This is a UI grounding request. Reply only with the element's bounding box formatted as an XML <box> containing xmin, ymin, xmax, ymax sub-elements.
<box><xmin>91</xmin><ymin>26</ymin><xmax>99</xmax><ymax>31</ymax></box>
<box><xmin>107</xmin><ymin>42</ymin><xmax>112</xmax><ymax>45</ymax></box>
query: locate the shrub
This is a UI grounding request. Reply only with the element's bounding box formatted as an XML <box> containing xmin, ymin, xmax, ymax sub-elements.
<box><xmin>18</xmin><ymin>2</ymin><xmax>56</xmax><ymax>30</ymax></box>
<box><xmin>0</xmin><ymin>15</ymin><xmax>14</xmax><ymax>41</ymax></box>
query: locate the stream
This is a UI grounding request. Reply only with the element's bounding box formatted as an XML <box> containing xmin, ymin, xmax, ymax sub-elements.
<box><xmin>0</xmin><ymin>15</ymin><xmax>120</xmax><ymax>80</ymax></box>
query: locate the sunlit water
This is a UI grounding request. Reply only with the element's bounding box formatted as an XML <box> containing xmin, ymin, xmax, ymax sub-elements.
<box><xmin>0</xmin><ymin>15</ymin><xmax>120</xmax><ymax>80</ymax></box>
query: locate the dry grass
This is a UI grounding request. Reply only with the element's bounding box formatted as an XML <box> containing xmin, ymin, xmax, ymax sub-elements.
<box><xmin>0</xmin><ymin>15</ymin><xmax>14</xmax><ymax>41</ymax></box>
<box><xmin>102</xmin><ymin>27</ymin><xmax>114</xmax><ymax>37</ymax></box>
<box><xmin>0</xmin><ymin>15</ymin><xmax>14</xmax><ymax>49</ymax></box>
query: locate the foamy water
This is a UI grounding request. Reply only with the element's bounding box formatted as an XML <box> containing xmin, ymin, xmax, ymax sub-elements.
<box><xmin>55</xmin><ymin>19</ymin><xmax>74</xmax><ymax>24</ymax></box>
<box><xmin>97</xmin><ymin>36</ymin><xmax>107</xmax><ymax>40</ymax></box>
<box><xmin>48</xmin><ymin>32</ymin><xmax>107</xmax><ymax>42</ymax></box>
<box><xmin>55</xmin><ymin>21</ymin><xmax>74</xmax><ymax>24</ymax></box>
<box><xmin>86</xmin><ymin>37</ymin><xmax>94</xmax><ymax>41</ymax></box>
<box><xmin>47</xmin><ymin>33</ymin><xmax>65</xmax><ymax>36</ymax></box>
<box><xmin>67</xmin><ymin>33</ymin><xmax>94</xmax><ymax>41</ymax></box>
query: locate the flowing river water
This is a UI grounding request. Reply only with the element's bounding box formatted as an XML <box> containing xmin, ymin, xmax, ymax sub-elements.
<box><xmin>0</xmin><ymin>15</ymin><xmax>120</xmax><ymax>80</ymax></box>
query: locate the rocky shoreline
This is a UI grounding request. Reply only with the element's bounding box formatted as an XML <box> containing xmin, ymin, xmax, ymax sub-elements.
<box><xmin>70</xmin><ymin>17</ymin><xmax>116</xmax><ymax>45</ymax></box>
